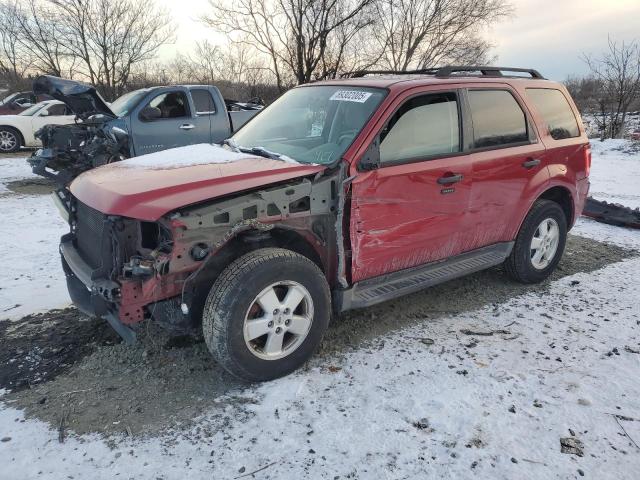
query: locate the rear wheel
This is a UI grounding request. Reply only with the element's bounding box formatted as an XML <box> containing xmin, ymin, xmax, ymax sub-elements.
<box><xmin>202</xmin><ymin>248</ymin><xmax>330</xmax><ymax>382</ymax></box>
<box><xmin>0</xmin><ymin>127</ymin><xmax>21</xmax><ymax>153</ymax></box>
<box><xmin>505</xmin><ymin>200</ymin><xmax>567</xmax><ymax>283</ymax></box>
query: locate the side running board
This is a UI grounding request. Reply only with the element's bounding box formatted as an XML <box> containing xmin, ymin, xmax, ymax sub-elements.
<box><xmin>335</xmin><ymin>242</ymin><xmax>514</xmax><ymax>312</ymax></box>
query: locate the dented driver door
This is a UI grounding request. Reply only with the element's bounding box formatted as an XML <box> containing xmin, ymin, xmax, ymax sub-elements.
<box><xmin>349</xmin><ymin>89</ymin><xmax>473</xmax><ymax>283</ymax></box>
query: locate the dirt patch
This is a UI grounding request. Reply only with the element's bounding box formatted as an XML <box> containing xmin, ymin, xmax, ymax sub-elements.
<box><xmin>0</xmin><ymin>151</ymin><xmax>32</xmax><ymax>159</ymax></box>
<box><xmin>4</xmin><ymin>323</ymin><xmax>245</xmax><ymax>437</ymax></box>
<box><xmin>2</xmin><ymin>234</ymin><xmax>636</xmax><ymax>437</ymax></box>
<box><xmin>0</xmin><ymin>309</ymin><xmax>120</xmax><ymax>392</ymax></box>
<box><xmin>4</xmin><ymin>177</ymin><xmax>54</xmax><ymax>196</ymax></box>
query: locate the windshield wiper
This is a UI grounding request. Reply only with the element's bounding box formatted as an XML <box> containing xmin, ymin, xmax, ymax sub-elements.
<box><xmin>222</xmin><ymin>139</ymin><xmax>294</xmax><ymax>162</ymax></box>
<box><xmin>243</xmin><ymin>146</ymin><xmax>283</xmax><ymax>160</ymax></box>
<box><xmin>222</xmin><ymin>138</ymin><xmax>239</xmax><ymax>151</ymax></box>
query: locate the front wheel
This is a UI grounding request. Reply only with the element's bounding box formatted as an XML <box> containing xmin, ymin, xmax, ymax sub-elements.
<box><xmin>202</xmin><ymin>248</ymin><xmax>331</xmax><ymax>382</ymax></box>
<box><xmin>504</xmin><ymin>200</ymin><xmax>567</xmax><ymax>283</ymax></box>
<box><xmin>0</xmin><ymin>127</ymin><xmax>21</xmax><ymax>153</ymax></box>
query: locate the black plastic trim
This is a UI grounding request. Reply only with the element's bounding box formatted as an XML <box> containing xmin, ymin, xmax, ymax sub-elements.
<box><xmin>334</xmin><ymin>242</ymin><xmax>514</xmax><ymax>311</ymax></box>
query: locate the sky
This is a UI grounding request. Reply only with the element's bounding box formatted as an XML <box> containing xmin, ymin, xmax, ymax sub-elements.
<box><xmin>157</xmin><ymin>0</ymin><xmax>640</xmax><ymax>81</ymax></box>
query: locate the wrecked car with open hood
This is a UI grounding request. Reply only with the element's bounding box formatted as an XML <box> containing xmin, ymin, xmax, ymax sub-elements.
<box><xmin>54</xmin><ymin>66</ymin><xmax>590</xmax><ymax>381</ymax></box>
<box><xmin>28</xmin><ymin>75</ymin><xmax>262</xmax><ymax>186</ymax></box>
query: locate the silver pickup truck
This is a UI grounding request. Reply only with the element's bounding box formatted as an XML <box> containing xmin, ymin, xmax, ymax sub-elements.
<box><xmin>29</xmin><ymin>75</ymin><xmax>263</xmax><ymax>185</ymax></box>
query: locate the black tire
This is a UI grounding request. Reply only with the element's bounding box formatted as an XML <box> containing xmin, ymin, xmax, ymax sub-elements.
<box><xmin>504</xmin><ymin>199</ymin><xmax>567</xmax><ymax>283</ymax></box>
<box><xmin>0</xmin><ymin>127</ymin><xmax>21</xmax><ymax>153</ymax></box>
<box><xmin>202</xmin><ymin>248</ymin><xmax>330</xmax><ymax>382</ymax></box>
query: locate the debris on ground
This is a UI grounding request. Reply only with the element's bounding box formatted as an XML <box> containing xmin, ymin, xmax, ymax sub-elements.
<box><xmin>560</xmin><ymin>437</ymin><xmax>585</xmax><ymax>456</ymax></box>
<box><xmin>460</xmin><ymin>328</ymin><xmax>510</xmax><ymax>336</ymax></box>
<box><xmin>583</xmin><ymin>197</ymin><xmax>640</xmax><ymax>228</ymax></box>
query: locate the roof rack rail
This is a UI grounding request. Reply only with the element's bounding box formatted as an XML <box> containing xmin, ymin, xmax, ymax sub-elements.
<box><xmin>435</xmin><ymin>66</ymin><xmax>545</xmax><ymax>79</ymax></box>
<box><xmin>345</xmin><ymin>66</ymin><xmax>545</xmax><ymax>80</ymax></box>
<box><xmin>345</xmin><ymin>68</ymin><xmax>440</xmax><ymax>78</ymax></box>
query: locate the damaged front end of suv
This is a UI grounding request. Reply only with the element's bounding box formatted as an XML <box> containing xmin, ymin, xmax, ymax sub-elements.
<box><xmin>57</xmin><ymin>149</ymin><xmax>335</xmax><ymax>345</ymax></box>
<box><xmin>28</xmin><ymin>75</ymin><xmax>129</xmax><ymax>187</ymax></box>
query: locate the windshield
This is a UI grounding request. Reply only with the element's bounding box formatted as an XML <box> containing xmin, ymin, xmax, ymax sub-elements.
<box><xmin>231</xmin><ymin>85</ymin><xmax>386</xmax><ymax>165</ymax></box>
<box><xmin>20</xmin><ymin>103</ymin><xmax>47</xmax><ymax>116</ymax></box>
<box><xmin>110</xmin><ymin>89</ymin><xmax>148</xmax><ymax>117</ymax></box>
<box><xmin>0</xmin><ymin>92</ymin><xmax>18</xmax><ymax>106</ymax></box>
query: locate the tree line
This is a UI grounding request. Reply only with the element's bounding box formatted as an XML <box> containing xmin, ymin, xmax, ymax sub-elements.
<box><xmin>0</xmin><ymin>0</ymin><xmax>638</xmax><ymax>140</ymax></box>
<box><xmin>0</xmin><ymin>0</ymin><xmax>512</xmax><ymax>101</ymax></box>
<box><xmin>566</xmin><ymin>37</ymin><xmax>640</xmax><ymax>140</ymax></box>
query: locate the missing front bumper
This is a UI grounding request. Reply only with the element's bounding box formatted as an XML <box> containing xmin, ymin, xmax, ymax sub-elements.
<box><xmin>60</xmin><ymin>236</ymin><xmax>136</xmax><ymax>345</ymax></box>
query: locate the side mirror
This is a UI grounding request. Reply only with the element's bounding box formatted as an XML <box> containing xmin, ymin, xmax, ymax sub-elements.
<box><xmin>140</xmin><ymin>106</ymin><xmax>161</xmax><ymax>121</ymax></box>
<box><xmin>39</xmin><ymin>109</ymin><xmax>49</xmax><ymax>117</ymax></box>
<box><xmin>359</xmin><ymin>136</ymin><xmax>381</xmax><ymax>171</ymax></box>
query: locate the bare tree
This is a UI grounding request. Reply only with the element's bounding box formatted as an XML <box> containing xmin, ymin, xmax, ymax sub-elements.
<box><xmin>564</xmin><ymin>75</ymin><xmax>602</xmax><ymax>114</ymax></box>
<box><xmin>2</xmin><ymin>0</ymin><xmax>71</xmax><ymax>78</ymax></box>
<box><xmin>51</xmin><ymin>0</ymin><xmax>175</xmax><ymax>100</ymax></box>
<box><xmin>583</xmin><ymin>37</ymin><xmax>640</xmax><ymax>139</ymax></box>
<box><xmin>0</xmin><ymin>1</ymin><xmax>33</xmax><ymax>89</ymax></box>
<box><xmin>202</xmin><ymin>0</ymin><xmax>375</xmax><ymax>91</ymax></box>
<box><xmin>369</xmin><ymin>0</ymin><xmax>510</xmax><ymax>71</ymax></box>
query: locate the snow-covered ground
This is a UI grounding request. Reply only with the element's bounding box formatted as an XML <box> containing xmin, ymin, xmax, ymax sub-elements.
<box><xmin>0</xmin><ymin>157</ymin><xmax>69</xmax><ymax>319</ymax></box>
<box><xmin>588</xmin><ymin>139</ymin><xmax>640</xmax><ymax>209</ymax></box>
<box><xmin>0</xmin><ymin>141</ymin><xmax>639</xmax><ymax>479</ymax></box>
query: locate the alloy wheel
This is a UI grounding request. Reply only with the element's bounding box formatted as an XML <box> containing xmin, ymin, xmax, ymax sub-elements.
<box><xmin>243</xmin><ymin>281</ymin><xmax>314</xmax><ymax>360</ymax></box>
<box><xmin>530</xmin><ymin>218</ymin><xmax>560</xmax><ymax>270</ymax></box>
<box><xmin>0</xmin><ymin>130</ymin><xmax>17</xmax><ymax>152</ymax></box>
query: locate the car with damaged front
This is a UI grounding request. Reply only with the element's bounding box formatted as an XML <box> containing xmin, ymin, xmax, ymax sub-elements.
<box><xmin>28</xmin><ymin>75</ymin><xmax>263</xmax><ymax>185</ymax></box>
<box><xmin>55</xmin><ymin>66</ymin><xmax>591</xmax><ymax>381</ymax></box>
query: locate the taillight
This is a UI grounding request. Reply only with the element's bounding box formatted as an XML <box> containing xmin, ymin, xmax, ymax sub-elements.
<box><xmin>584</xmin><ymin>145</ymin><xmax>591</xmax><ymax>177</ymax></box>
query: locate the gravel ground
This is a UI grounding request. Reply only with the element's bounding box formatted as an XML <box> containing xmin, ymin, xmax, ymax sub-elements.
<box><xmin>1</xmin><ymin>234</ymin><xmax>635</xmax><ymax>438</ymax></box>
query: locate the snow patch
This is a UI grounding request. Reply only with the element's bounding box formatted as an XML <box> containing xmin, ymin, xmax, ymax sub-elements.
<box><xmin>0</xmin><ymin>157</ymin><xmax>70</xmax><ymax>319</ymax></box>
<box><xmin>117</xmin><ymin>143</ymin><xmax>249</xmax><ymax>169</ymax></box>
<box><xmin>589</xmin><ymin>139</ymin><xmax>640</xmax><ymax>209</ymax></box>
<box><xmin>117</xmin><ymin>143</ymin><xmax>302</xmax><ymax>169</ymax></box>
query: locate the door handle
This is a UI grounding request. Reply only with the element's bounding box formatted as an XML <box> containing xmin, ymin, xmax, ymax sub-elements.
<box><xmin>179</xmin><ymin>124</ymin><xmax>195</xmax><ymax>130</ymax></box>
<box><xmin>522</xmin><ymin>158</ymin><xmax>541</xmax><ymax>169</ymax></box>
<box><xmin>437</xmin><ymin>173</ymin><xmax>463</xmax><ymax>185</ymax></box>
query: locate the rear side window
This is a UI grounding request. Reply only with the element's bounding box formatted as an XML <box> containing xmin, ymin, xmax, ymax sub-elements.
<box><xmin>191</xmin><ymin>89</ymin><xmax>216</xmax><ymax>115</ymax></box>
<box><xmin>468</xmin><ymin>90</ymin><xmax>528</xmax><ymax>148</ymax></box>
<box><xmin>526</xmin><ymin>88</ymin><xmax>580</xmax><ymax>140</ymax></box>
<box><xmin>380</xmin><ymin>92</ymin><xmax>460</xmax><ymax>164</ymax></box>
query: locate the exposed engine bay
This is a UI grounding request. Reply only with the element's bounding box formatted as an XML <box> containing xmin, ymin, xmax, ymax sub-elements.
<box><xmin>30</xmin><ymin>116</ymin><xmax>129</xmax><ymax>187</ymax></box>
<box><xmin>27</xmin><ymin>75</ymin><xmax>130</xmax><ymax>187</ymax></box>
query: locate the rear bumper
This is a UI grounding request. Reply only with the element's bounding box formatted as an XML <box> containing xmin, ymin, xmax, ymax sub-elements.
<box><xmin>60</xmin><ymin>234</ymin><xmax>136</xmax><ymax>344</ymax></box>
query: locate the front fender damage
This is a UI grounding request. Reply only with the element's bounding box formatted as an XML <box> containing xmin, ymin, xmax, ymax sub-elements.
<box><xmin>115</xmin><ymin>174</ymin><xmax>339</xmax><ymax>334</ymax></box>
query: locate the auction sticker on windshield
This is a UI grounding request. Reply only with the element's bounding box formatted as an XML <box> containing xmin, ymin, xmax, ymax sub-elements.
<box><xmin>329</xmin><ymin>90</ymin><xmax>373</xmax><ymax>103</ymax></box>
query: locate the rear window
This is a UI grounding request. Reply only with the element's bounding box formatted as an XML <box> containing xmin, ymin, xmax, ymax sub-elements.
<box><xmin>526</xmin><ymin>88</ymin><xmax>580</xmax><ymax>140</ymax></box>
<box><xmin>191</xmin><ymin>89</ymin><xmax>216</xmax><ymax>115</ymax></box>
<box><xmin>468</xmin><ymin>90</ymin><xmax>529</xmax><ymax>148</ymax></box>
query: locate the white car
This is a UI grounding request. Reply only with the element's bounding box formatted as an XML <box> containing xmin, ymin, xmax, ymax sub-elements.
<box><xmin>0</xmin><ymin>100</ymin><xmax>75</xmax><ymax>153</ymax></box>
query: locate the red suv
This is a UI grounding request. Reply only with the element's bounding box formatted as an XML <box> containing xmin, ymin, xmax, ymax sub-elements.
<box><xmin>55</xmin><ymin>66</ymin><xmax>590</xmax><ymax>381</ymax></box>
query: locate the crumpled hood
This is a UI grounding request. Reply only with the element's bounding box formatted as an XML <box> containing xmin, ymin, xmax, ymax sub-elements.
<box><xmin>70</xmin><ymin>144</ymin><xmax>325</xmax><ymax>221</ymax></box>
<box><xmin>33</xmin><ymin>75</ymin><xmax>115</xmax><ymax>117</ymax></box>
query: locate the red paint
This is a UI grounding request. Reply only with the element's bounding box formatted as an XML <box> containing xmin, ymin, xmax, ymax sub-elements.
<box><xmin>339</xmin><ymin>77</ymin><xmax>589</xmax><ymax>283</ymax></box>
<box><xmin>71</xmin><ymin>74</ymin><xmax>590</xmax><ymax>319</ymax></box>
<box><xmin>71</xmin><ymin>157</ymin><xmax>324</xmax><ymax>221</ymax></box>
